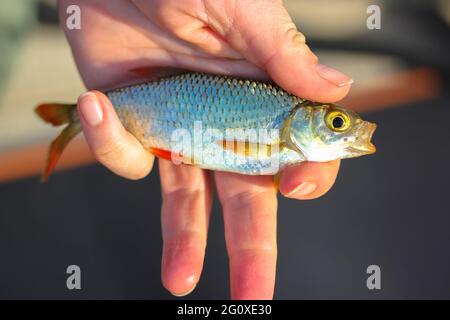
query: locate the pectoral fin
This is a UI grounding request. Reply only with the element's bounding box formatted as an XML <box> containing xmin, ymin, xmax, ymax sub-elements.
<box><xmin>216</xmin><ymin>140</ymin><xmax>280</xmax><ymax>158</ymax></box>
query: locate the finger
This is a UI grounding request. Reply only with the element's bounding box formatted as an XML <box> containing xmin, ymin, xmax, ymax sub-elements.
<box><xmin>279</xmin><ymin>160</ymin><xmax>340</xmax><ymax>200</ymax></box>
<box><xmin>159</xmin><ymin>160</ymin><xmax>212</xmax><ymax>296</ymax></box>
<box><xmin>204</xmin><ymin>0</ymin><xmax>353</xmax><ymax>102</ymax></box>
<box><xmin>77</xmin><ymin>91</ymin><xmax>154</xmax><ymax>179</ymax></box>
<box><xmin>215</xmin><ymin>172</ymin><xmax>277</xmax><ymax>300</ymax></box>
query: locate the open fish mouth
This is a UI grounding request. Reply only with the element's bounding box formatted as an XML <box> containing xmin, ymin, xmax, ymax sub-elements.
<box><xmin>350</xmin><ymin>122</ymin><xmax>377</xmax><ymax>154</ymax></box>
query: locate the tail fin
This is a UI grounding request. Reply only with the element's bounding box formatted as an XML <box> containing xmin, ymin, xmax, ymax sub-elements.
<box><xmin>35</xmin><ymin>103</ymin><xmax>81</xmax><ymax>181</ymax></box>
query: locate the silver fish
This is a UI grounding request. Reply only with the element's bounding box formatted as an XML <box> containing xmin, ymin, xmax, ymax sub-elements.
<box><xmin>36</xmin><ymin>72</ymin><xmax>376</xmax><ymax>180</ymax></box>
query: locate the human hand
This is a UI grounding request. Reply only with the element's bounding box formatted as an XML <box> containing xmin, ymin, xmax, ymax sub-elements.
<box><xmin>59</xmin><ymin>0</ymin><xmax>352</xmax><ymax>299</ymax></box>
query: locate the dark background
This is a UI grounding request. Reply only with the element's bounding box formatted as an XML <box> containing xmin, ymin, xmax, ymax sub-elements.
<box><xmin>1</xmin><ymin>97</ymin><xmax>450</xmax><ymax>299</ymax></box>
<box><xmin>0</xmin><ymin>0</ymin><xmax>450</xmax><ymax>299</ymax></box>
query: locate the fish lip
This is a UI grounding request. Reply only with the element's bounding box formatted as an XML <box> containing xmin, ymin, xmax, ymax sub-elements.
<box><xmin>350</xmin><ymin>122</ymin><xmax>377</xmax><ymax>154</ymax></box>
<box><xmin>367</xmin><ymin>122</ymin><xmax>377</xmax><ymax>140</ymax></box>
<box><xmin>352</xmin><ymin>143</ymin><xmax>376</xmax><ymax>154</ymax></box>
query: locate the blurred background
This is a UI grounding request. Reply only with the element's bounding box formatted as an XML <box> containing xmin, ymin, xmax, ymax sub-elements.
<box><xmin>0</xmin><ymin>0</ymin><xmax>449</xmax><ymax>299</ymax></box>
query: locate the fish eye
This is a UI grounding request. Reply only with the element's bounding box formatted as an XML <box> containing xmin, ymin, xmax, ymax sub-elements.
<box><xmin>325</xmin><ymin>110</ymin><xmax>351</xmax><ymax>132</ymax></box>
<box><xmin>333</xmin><ymin>116</ymin><xmax>344</xmax><ymax>128</ymax></box>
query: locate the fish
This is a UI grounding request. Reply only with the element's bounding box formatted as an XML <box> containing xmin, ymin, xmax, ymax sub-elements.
<box><xmin>35</xmin><ymin>72</ymin><xmax>376</xmax><ymax>181</ymax></box>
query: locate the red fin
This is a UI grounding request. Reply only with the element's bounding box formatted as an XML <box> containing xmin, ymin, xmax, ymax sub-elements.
<box><xmin>42</xmin><ymin>123</ymin><xmax>82</xmax><ymax>182</ymax></box>
<box><xmin>273</xmin><ymin>172</ymin><xmax>280</xmax><ymax>191</ymax></box>
<box><xmin>128</xmin><ymin>66</ymin><xmax>188</xmax><ymax>80</ymax></box>
<box><xmin>149</xmin><ymin>147</ymin><xmax>174</xmax><ymax>161</ymax></box>
<box><xmin>35</xmin><ymin>103</ymin><xmax>76</xmax><ymax>126</ymax></box>
<box><xmin>148</xmin><ymin>147</ymin><xmax>191</xmax><ymax>164</ymax></box>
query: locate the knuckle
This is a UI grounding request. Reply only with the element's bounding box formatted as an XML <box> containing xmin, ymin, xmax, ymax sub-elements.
<box><xmin>230</xmin><ymin>245</ymin><xmax>277</xmax><ymax>260</ymax></box>
<box><xmin>281</xmin><ymin>24</ymin><xmax>319</xmax><ymax>63</ymax></box>
<box><xmin>162</xmin><ymin>186</ymin><xmax>205</xmax><ymax>211</ymax></box>
<box><xmin>221</xmin><ymin>189</ymin><xmax>274</xmax><ymax>212</ymax></box>
<box><xmin>164</xmin><ymin>229</ymin><xmax>205</xmax><ymax>250</ymax></box>
<box><xmin>284</xmin><ymin>24</ymin><xmax>306</xmax><ymax>44</ymax></box>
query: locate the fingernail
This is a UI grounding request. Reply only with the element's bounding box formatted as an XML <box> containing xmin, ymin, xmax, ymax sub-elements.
<box><xmin>316</xmin><ymin>64</ymin><xmax>354</xmax><ymax>87</ymax></box>
<box><xmin>285</xmin><ymin>181</ymin><xmax>317</xmax><ymax>198</ymax></box>
<box><xmin>170</xmin><ymin>283</ymin><xmax>197</xmax><ymax>297</ymax></box>
<box><xmin>78</xmin><ymin>92</ymin><xmax>103</xmax><ymax>127</ymax></box>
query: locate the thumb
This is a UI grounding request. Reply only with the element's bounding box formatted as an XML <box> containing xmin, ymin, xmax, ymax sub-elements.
<box><xmin>205</xmin><ymin>0</ymin><xmax>352</xmax><ymax>102</ymax></box>
<box><xmin>77</xmin><ymin>91</ymin><xmax>154</xmax><ymax>180</ymax></box>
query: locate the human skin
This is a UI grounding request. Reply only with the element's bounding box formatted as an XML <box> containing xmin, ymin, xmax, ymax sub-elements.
<box><xmin>59</xmin><ymin>0</ymin><xmax>352</xmax><ymax>299</ymax></box>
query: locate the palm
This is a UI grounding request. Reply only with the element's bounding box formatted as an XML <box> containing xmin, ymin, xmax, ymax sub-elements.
<box><xmin>63</xmin><ymin>0</ymin><xmax>265</xmax><ymax>91</ymax></box>
<box><xmin>60</xmin><ymin>0</ymin><xmax>345</xmax><ymax>299</ymax></box>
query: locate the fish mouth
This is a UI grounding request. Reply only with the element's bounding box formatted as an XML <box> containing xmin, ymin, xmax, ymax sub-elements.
<box><xmin>350</xmin><ymin>122</ymin><xmax>377</xmax><ymax>154</ymax></box>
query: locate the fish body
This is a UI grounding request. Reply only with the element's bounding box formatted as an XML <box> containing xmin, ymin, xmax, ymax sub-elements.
<box><xmin>108</xmin><ymin>73</ymin><xmax>303</xmax><ymax>174</ymax></box>
<box><xmin>36</xmin><ymin>72</ymin><xmax>376</xmax><ymax>180</ymax></box>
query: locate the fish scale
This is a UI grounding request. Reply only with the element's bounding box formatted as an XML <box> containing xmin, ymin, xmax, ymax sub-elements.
<box><xmin>104</xmin><ymin>72</ymin><xmax>302</xmax><ymax>174</ymax></box>
<box><xmin>108</xmin><ymin>72</ymin><xmax>299</xmax><ymax>146</ymax></box>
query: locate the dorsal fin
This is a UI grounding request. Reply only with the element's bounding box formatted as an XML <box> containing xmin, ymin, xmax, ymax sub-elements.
<box><xmin>128</xmin><ymin>66</ymin><xmax>188</xmax><ymax>81</ymax></box>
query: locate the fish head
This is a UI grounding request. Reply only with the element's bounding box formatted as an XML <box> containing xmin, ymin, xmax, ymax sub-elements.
<box><xmin>287</xmin><ymin>103</ymin><xmax>376</xmax><ymax>162</ymax></box>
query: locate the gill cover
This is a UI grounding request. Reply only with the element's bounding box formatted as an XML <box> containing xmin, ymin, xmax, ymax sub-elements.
<box><xmin>285</xmin><ymin>104</ymin><xmax>376</xmax><ymax>162</ymax></box>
